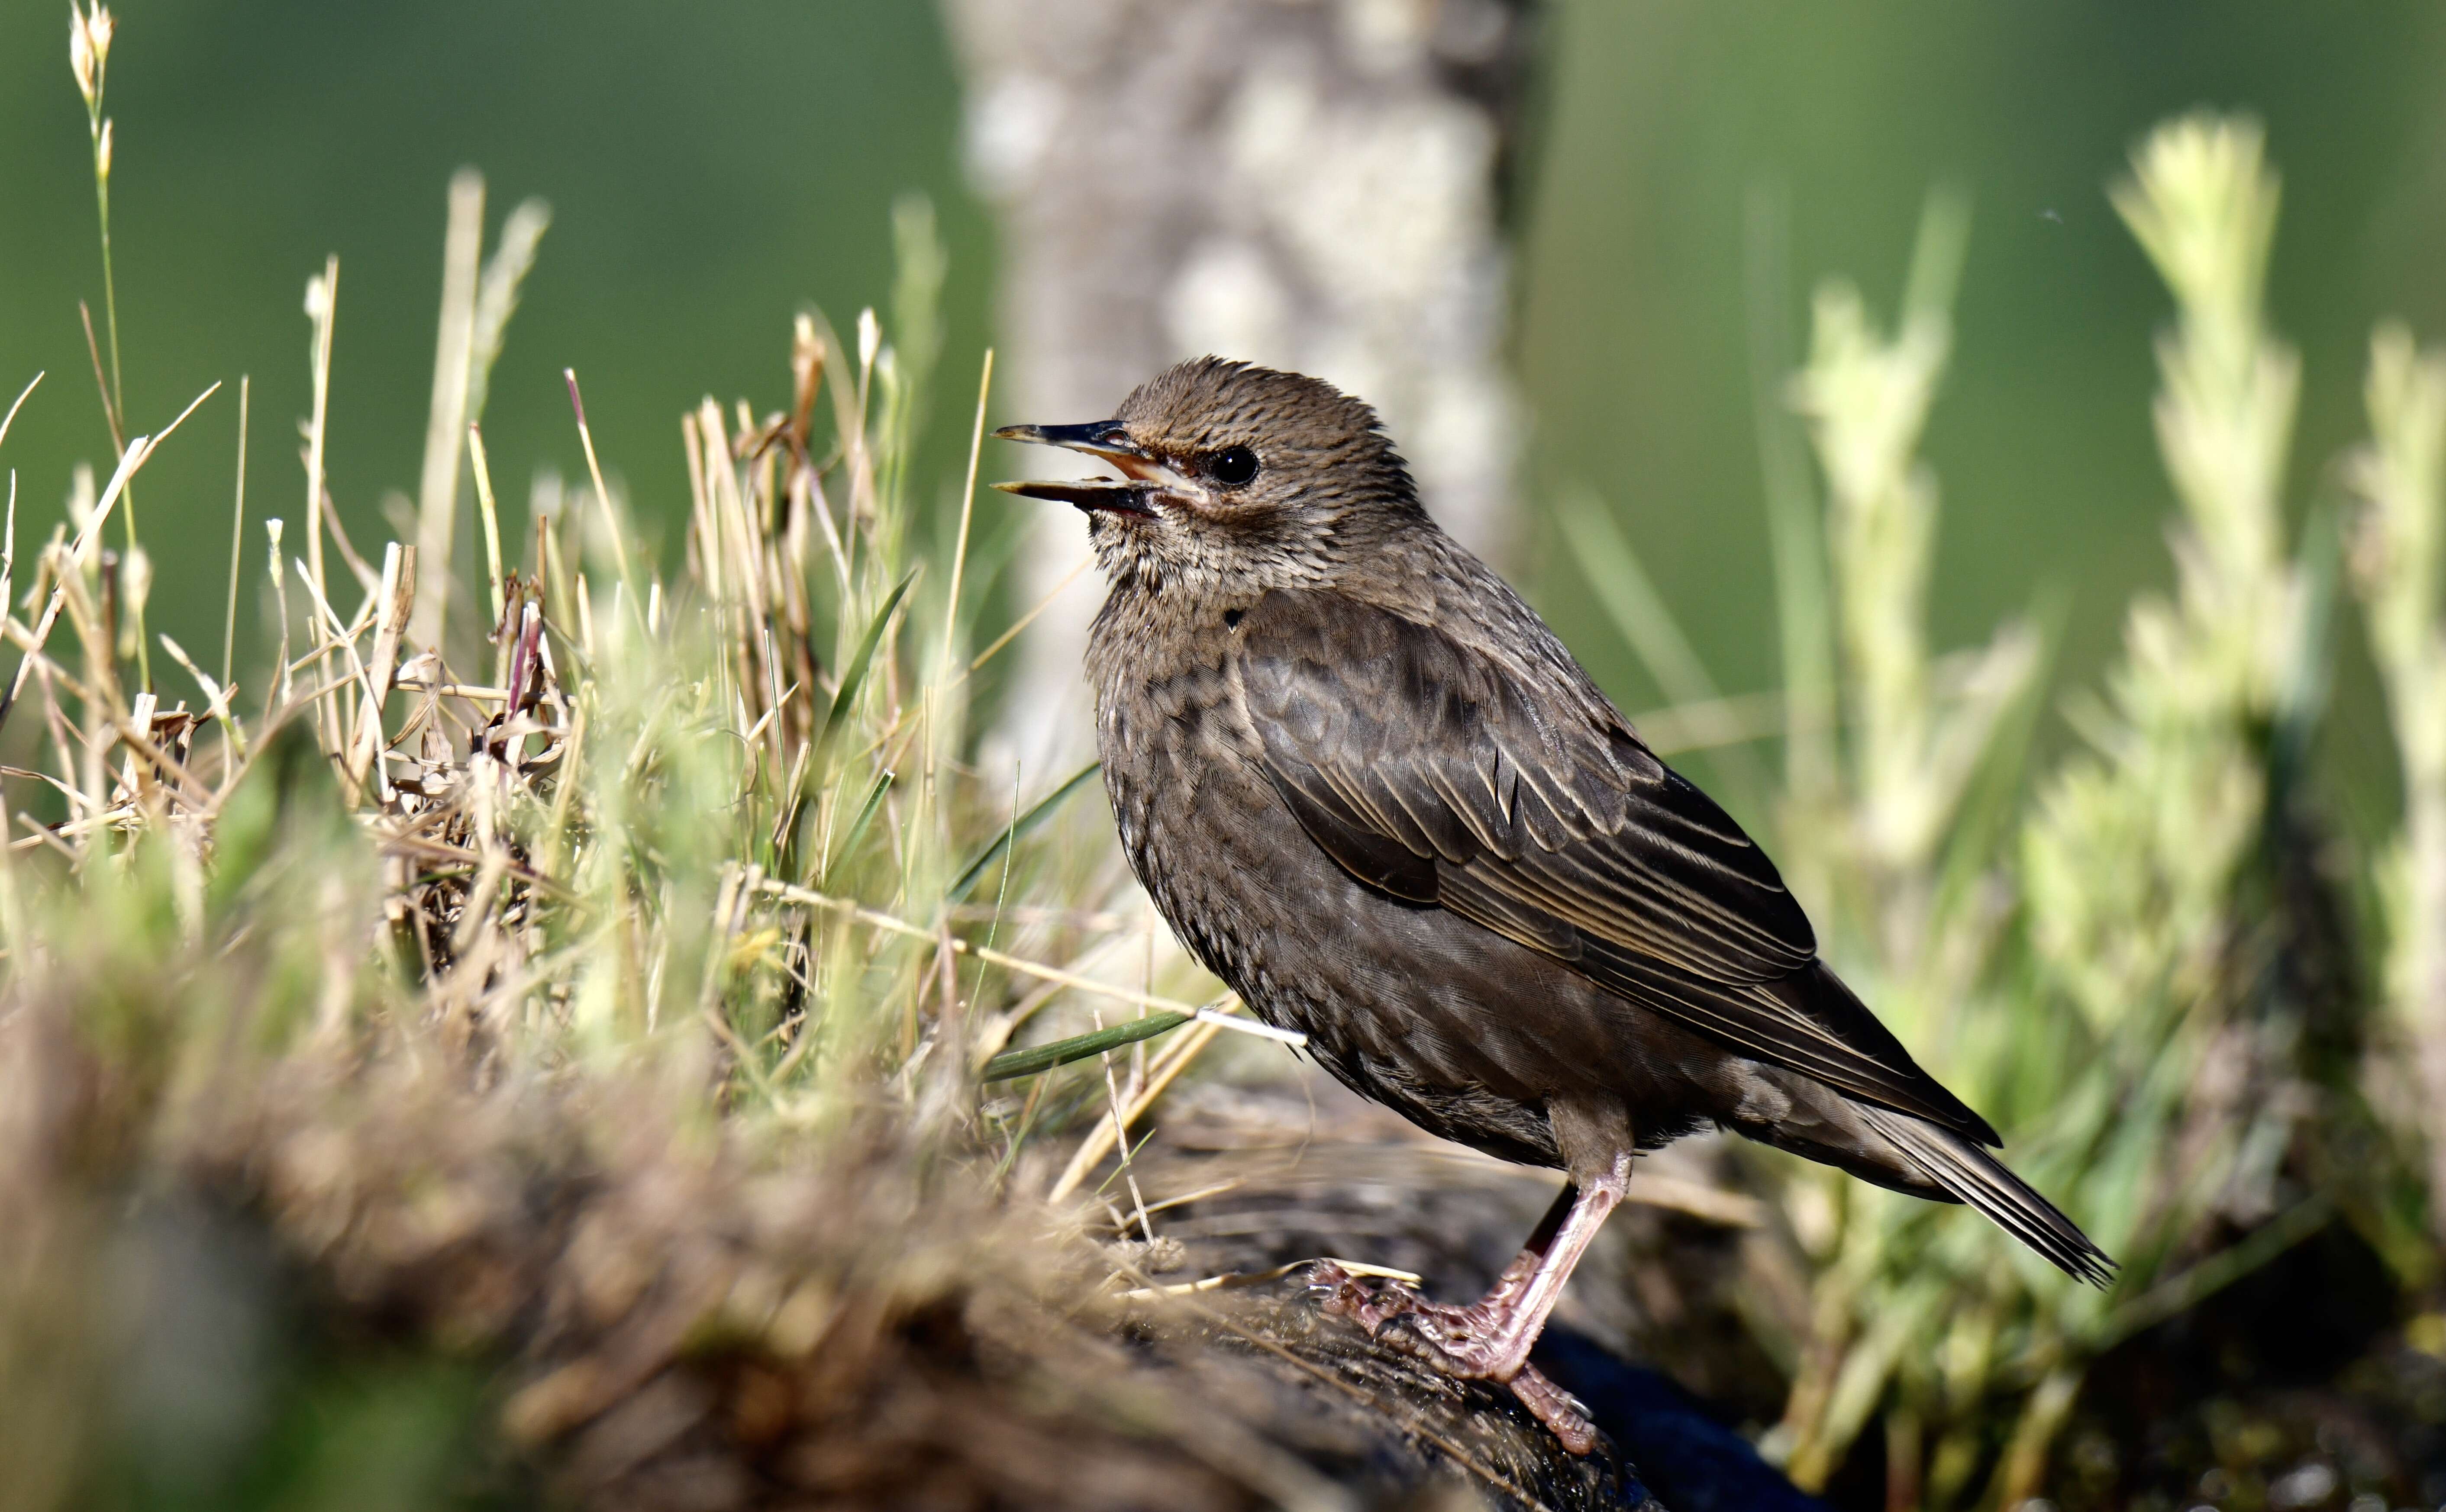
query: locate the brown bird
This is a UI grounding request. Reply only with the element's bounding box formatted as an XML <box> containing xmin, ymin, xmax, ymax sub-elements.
<box><xmin>996</xmin><ymin>358</ymin><xmax>2112</xmax><ymax>1454</ymax></box>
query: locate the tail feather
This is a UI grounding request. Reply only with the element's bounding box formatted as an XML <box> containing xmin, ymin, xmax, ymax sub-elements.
<box><xmin>1858</xmin><ymin>1105</ymin><xmax>2116</xmax><ymax>1288</ymax></box>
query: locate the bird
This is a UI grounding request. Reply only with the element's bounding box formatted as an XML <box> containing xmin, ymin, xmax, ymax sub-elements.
<box><xmin>994</xmin><ymin>358</ymin><xmax>2113</xmax><ymax>1454</ymax></box>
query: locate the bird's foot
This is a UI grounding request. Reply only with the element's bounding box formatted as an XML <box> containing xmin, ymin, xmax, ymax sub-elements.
<box><xmin>1307</xmin><ymin>1261</ymin><xmax>1518</xmax><ymax>1376</ymax></box>
<box><xmin>1307</xmin><ymin>1262</ymin><xmax>1598</xmax><ymax>1456</ymax></box>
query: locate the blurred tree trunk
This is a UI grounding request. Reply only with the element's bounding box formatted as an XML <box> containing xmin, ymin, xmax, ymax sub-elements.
<box><xmin>944</xmin><ymin>0</ymin><xmax>1541</xmax><ymax>768</ymax></box>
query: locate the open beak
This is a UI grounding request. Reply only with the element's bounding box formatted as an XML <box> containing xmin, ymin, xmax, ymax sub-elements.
<box><xmin>992</xmin><ymin>420</ymin><xmax>1162</xmax><ymax>518</ymax></box>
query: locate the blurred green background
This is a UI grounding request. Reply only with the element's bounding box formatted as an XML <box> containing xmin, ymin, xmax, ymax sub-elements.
<box><xmin>1513</xmin><ymin>2</ymin><xmax>2446</xmax><ymax>838</ymax></box>
<box><xmin>6</xmin><ymin>0</ymin><xmax>2446</xmax><ymax>828</ymax></box>
<box><xmin>0</xmin><ymin>0</ymin><xmax>995</xmax><ymax>678</ymax></box>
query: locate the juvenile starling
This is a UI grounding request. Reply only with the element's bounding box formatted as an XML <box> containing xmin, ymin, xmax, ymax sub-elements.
<box><xmin>997</xmin><ymin>358</ymin><xmax>2113</xmax><ymax>1453</ymax></box>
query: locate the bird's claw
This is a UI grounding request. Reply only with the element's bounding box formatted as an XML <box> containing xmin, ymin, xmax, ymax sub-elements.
<box><xmin>1308</xmin><ymin>1260</ymin><xmax>1428</xmax><ymax>1334</ymax></box>
<box><xmin>1306</xmin><ymin>1261</ymin><xmax>1599</xmax><ymax>1456</ymax></box>
<box><xmin>1505</xmin><ymin>1364</ymin><xmax>1598</xmax><ymax>1456</ymax></box>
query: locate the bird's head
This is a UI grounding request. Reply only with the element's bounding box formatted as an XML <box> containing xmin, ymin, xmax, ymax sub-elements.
<box><xmin>995</xmin><ymin>358</ymin><xmax>1424</xmax><ymax>593</ymax></box>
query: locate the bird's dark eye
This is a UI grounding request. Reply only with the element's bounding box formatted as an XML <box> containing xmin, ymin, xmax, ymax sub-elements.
<box><xmin>1207</xmin><ymin>445</ymin><xmax>1259</xmax><ymax>487</ymax></box>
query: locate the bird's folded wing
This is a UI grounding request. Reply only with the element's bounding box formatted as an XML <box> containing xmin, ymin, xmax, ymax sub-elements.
<box><xmin>1234</xmin><ymin>588</ymin><xmax>1992</xmax><ymax>1142</ymax></box>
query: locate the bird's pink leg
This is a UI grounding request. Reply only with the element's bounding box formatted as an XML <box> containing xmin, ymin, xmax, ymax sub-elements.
<box><xmin>1313</xmin><ymin>1148</ymin><xmax>1633</xmax><ymax>1454</ymax></box>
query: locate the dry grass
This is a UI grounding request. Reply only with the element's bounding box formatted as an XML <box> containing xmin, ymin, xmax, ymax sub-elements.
<box><xmin>1</xmin><ymin>20</ymin><xmax>1417</xmax><ymax>1501</ymax></box>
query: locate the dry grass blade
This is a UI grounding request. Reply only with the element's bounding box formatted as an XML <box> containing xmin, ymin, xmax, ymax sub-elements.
<box><xmin>0</xmin><ymin>372</ymin><xmax>41</xmax><ymax>453</ymax></box>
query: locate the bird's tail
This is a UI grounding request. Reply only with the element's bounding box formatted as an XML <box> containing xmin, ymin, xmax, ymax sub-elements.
<box><xmin>1857</xmin><ymin>1105</ymin><xmax>2117</xmax><ymax>1287</ymax></box>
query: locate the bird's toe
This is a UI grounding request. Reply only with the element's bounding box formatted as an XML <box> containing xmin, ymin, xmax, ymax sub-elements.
<box><xmin>1309</xmin><ymin>1261</ymin><xmax>1426</xmax><ymax>1333</ymax></box>
<box><xmin>1383</xmin><ymin>1300</ymin><xmax>1515</xmax><ymax>1378</ymax></box>
<box><xmin>1507</xmin><ymin>1364</ymin><xmax>1599</xmax><ymax>1456</ymax></box>
<box><xmin>1311</xmin><ymin>1275</ymin><xmax>1513</xmax><ymax>1379</ymax></box>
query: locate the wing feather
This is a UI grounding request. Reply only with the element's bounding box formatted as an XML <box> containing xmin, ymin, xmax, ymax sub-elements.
<box><xmin>1235</xmin><ymin>588</ymin><xmax>1994</xmax><ymax>1143</ymax></box>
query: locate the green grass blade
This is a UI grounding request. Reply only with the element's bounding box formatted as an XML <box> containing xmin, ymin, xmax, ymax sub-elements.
<box><xmin>1555</xmin><ymin>490</ymin><xmax>1723</xmax><ymax>709</ymax></box>
<box><xmin>819</xmin><ymin>766</ymin><xmax>896</xmax><ymax>887</ymax></box>
<box><xmin>818</xmin><ymin>568</ymin><xmax>917</xmax><ymax>755</ymax></box>
<box><xmin>1555</xmin><ymin>490</ymin><xmax>1770</xmax><ymax>815</ymax></box>
<box><xmin>980</xmin><ymin>1011</ymin><xmax>1191</xmax><ymax>1082</ymax></box>
<box><xmin>949</xmin><ymin>761</ymin><xmax>1100</xmax><ymax>902</ymax></box>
